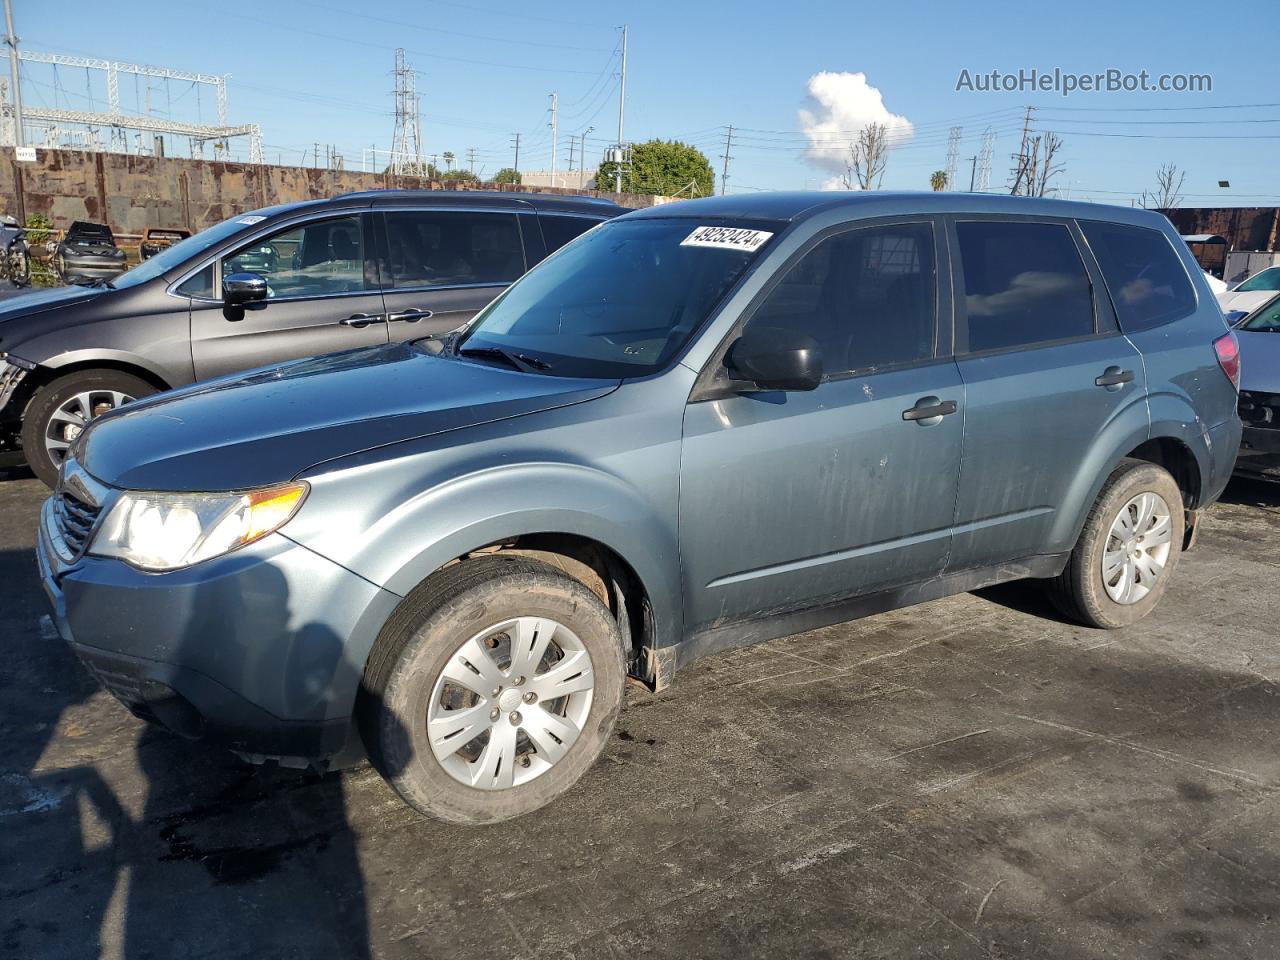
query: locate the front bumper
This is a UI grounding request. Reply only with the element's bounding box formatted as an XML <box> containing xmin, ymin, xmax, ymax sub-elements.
<box><xmin>37</xmin><ymin>495</ymin><xmax>402</xmax><ymax>762</ymax></box>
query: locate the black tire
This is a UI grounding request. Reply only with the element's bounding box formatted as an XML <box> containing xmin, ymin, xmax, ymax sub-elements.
<box><xmin>358</xmin><ymin>555</ymin><xmax>626</xmax><ymax>824</ymax></box>
<box><xmin>21</xmin><ymin>369</ymin><xmax>155</xmax><ymax>488</ymax></box>
<box><xmin>1048</xmin><ymin>458</ymin><xmax>1184</xmax><ymax>629</ymax></box>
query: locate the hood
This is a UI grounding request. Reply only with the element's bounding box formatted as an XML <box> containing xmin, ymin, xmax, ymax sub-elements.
<box><xmin>1217</xmin><ymin>290</ymin><xmax>1275</xmax><ymax>316</ymax></box>
<box><xmin>1238</xmin><ymin>329</ymin><xmax>1280</xmax><ymax>395</ymax></box>
<box><xmin>0</xmin><ymin>285</ymin><xmax>106</xmax><ymax>328</ymax></box>
<box><xmin>78</xmin><ymin>342</ymin><xmax>620</xmax><ymax>490</ymax></box>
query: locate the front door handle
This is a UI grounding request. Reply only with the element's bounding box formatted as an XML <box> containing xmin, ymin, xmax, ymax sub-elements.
<box><xmin>1095</xmin><ymin>366</ymin><xmax>1135</xmax><ymax>389</ymax></box>
<box><xmin>387</xmin><ymin>308</ymin><xmax>434</xmax><ymax>323</ymax></box>
<box><xmin>339</xmin><ymin>313</ymin><xmax>386</xmax><ymax>328</ymax></box>
<box><xmin>902</xmin><ymin>396</ymin><xmax>959</xmax><ymax>424</ymax></box>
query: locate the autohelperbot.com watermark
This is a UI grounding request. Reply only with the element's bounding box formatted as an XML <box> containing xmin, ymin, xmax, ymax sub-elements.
<box><xmin>955</xmin><ymin>68</ymin><xmax>1212</xmax><ymax>98</ymax></box>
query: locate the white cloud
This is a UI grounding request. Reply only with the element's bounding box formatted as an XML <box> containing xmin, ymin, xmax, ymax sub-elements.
<box><xmin>798</xmin><ymin>71</ymin><xmax>913</xmax><ymax>189</ymax></box>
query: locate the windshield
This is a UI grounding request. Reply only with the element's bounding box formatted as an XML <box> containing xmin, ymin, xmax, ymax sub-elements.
<box><xmin>1236</xmin><ymin>266</ymin><xmax>1280</xmax><ymax>292</ymax></box>
<box><xmin>1240</xmin><ymin>295</ymin><xmax>1280</xmax><ymax>331</ymax></box>
<box><xmin>110</xmin><ymin>214</ymin><xmax>263</xmax><ymax>290</ymax></box>
<box><xmin>456</xmin><ymin>218</ymin><xmax>778</xmax><ymax>378</ymax></box>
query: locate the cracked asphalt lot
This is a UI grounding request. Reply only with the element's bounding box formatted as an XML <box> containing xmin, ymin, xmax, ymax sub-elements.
<box><xmin>2</xmin><ymin>465</ymin><xmax>1279</xmax><ymax>959</ymax></box>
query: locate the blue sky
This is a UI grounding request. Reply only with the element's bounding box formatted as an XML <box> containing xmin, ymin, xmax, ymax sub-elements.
<box><xmin>18</xmin><ymin>0</ymin><xmax>1280</xmax><ymax>205</ymax></box>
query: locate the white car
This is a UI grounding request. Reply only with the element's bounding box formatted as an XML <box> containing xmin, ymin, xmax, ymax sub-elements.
<box><xmin>1218</xmin><ymin>265</ymin><xmax>1280</xmax><ymax>324</ymax></box>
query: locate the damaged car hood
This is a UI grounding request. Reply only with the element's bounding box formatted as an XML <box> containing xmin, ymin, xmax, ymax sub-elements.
<box><xmin>78</xmin><ymin>342</ymin><xmax>620</xmax><ymax>490</ymax></box>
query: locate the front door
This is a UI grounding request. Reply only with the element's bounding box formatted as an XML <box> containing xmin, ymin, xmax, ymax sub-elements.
<box><xmin>377</xmin><ymin>209</ymin><xmax>530</xmax><ymax>342</ymax></box>
<box><xmin>191</xmin><ymin>213</ymin><xmax>388</xmax><ymax>380</ymax></box>
<box><xmin>679</xmin><ymin>220</ymin><xmax>965</xmax><ymax>636</ymax></box>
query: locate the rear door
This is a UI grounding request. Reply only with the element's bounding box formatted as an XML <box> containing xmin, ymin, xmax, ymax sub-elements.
<box><xmin>946</xmin><ymin>216</ymin><xmax>1146</xmax><ymax>570</ymax></box>
<box><xmin>376</xmin><ymin>209</ymin><xmax>530</xmax><ymax>341</ymax></box>
<box><xmin>190</xmin><ymin>213</ymin><xmax>388</xmax><ymax>380</ymax></box>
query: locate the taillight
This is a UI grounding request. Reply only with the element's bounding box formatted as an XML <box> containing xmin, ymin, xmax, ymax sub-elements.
<box><xmin>1214</xmin><ymin>331</ymin><xmax>1241</xmax><ymax>391</ymax></box>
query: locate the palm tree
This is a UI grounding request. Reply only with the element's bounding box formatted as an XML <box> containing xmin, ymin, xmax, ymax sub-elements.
<box><xmin>930</xmin><ymin>170</ymin><xmax>948</xmax><ymax>192</ymax></box>
<box><xmin>442</xmin><ymin>151</ymin><xmax>455</xmax><ymax>171</ymax></box>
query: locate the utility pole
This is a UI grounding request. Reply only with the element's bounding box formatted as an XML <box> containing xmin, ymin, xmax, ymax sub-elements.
<box><xmin>577</xmin><ymin>126</ymin><xmax>593</xmax><ymax>185</ymax></box>
<box><xmin>720</xmin><ymin>125</ymin><xmax>734</xmax><ymax>196</ymax></box>
<box><xmin>615</xmin><ymin>24</ymin><xmax>627</xmax><ymax>193</ymax></box>
<box><xmin>968</xmin><ymin>155</ymin><xmax>977</xmax><ymax>191</ymax></box>
<box><xmin>548</xmin><ymin>91</ymin><xmax>559</xmax><ymax>187</ymax></box>
<box><xmin>1009</xmin><ymin>105</ymin><xmax>1034</xmax><ymax>195</ymax></box>
<box><xmin>510</xmin><ymin>132</ymin><xmax>520</xmax><ymax>175</ymax></box>
<box><xmin>466</xmin><ymin>147</ymin><xmax>477</xmax><ymax>173</ymax></box>
<box><xmin>3</xmin><ymin>0</ymin><xmax>23</xmax><ymax>147</ymax></box>
<box><xmin>566</xmin><ymin>136</ymin><xmax>576</xmax><ymax>178</ymax></box>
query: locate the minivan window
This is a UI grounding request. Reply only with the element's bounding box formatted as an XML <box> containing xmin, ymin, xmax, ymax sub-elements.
<box><xmin>384</xmin><ymin>211</ymin><xmax>524</xmax><ymax>289</ymax></box>
<box><xmin>175</xmin><ymin>262</ymin><xmax>215</xmax><ymax>299</ymax></box>
<box><xmin>955</xmin><ymin>220</ymin><xmax>1094</xmax><ymax>353</ymax></box>
<box><xmin>748</xmin><ymin>221</ymin><xmax>936</xmax><ymax>375</ymax></box>
<box><xmin>1079</xmin><ymin>220</ymin><xmax>1196</xmax><ymax>332</ymax></box>
<box><xmin>223</xmin><ymin>216</ymin><xmax>368</xmax><ymax>299</ymax></box>
<box><xmin>458</xmin><ymin>218</ymin><xmax>776</xmax><ymax>378</ymax></box>
<box><xmin>540</xmin><ymin>215</ymin><xmax>602</xmax><ymax>255</ymax></box>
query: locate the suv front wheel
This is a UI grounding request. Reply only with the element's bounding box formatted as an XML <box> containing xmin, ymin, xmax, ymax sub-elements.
<box><xmin>22</xmin><ymin>369</ymin><xmax>156</xmax><ymax>487</ymax></box>
<box><xmin>1049</xmin><ymin>458</ymin><xmax>1184</xmax><ymax>629</ymax></box>
<box><xmin>358</xmin><ymin>555</ymin><xmax>626</xmax><ymax>824</ymax></box>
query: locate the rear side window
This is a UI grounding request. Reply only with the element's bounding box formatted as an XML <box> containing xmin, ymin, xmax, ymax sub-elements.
<box><xmin>955</xmin><ymin>220</ymin><xmax>1094</xmax><ymax>353</ymax></box>
<box><xmin>749</xmin><ymin>221</ymin><xmax>936</xmax><ymax>376</ymax></box>
<box><xmin>540</xmin><ymin>215</ymin><xmax>602</xmax><ymax>255</ymax></box>
<box><xmin>1080</xmin><ymin>221</ymin><xmax>1196</xmax><ymax>332</ymax></box>
<box><xmin>384</xmin><ymin>211</ymin><xmax>524</xmax><ymax>289</ymax></box>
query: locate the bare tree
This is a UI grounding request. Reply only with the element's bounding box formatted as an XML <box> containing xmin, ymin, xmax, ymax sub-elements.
<box><xmin>1010</xmin><ymin>132</ymin><xmax>1065</xmax><ymax>197</ymax></box>
<box><xmin>841</xmin><ymin>122</ymin><xmax>890</xmax><ymax>190</ymax></box>
<box><xmin>1141</xmin><ymin>163</ymin><xmax>1186</xmax><ymax>210</ymax></box>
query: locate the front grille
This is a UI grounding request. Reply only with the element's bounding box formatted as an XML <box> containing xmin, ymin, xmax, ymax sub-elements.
<box><xmin>52</xmin><ymin>487</ymin><xmax>103</xmax><ymax>558</ymax></box>
<box><xmin>1239</xmin><ymin>391</ymin><xmax>1279</xmax><ymax>430</ymax></box>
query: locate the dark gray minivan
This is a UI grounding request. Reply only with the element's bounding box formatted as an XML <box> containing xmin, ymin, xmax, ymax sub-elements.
<box><xmin>38</xmin><ymin>192</ymin><xmax>1242</xmax><ymax>824</ymax></box>
<box><xmin>0</xmin><ymin>191</ymin><xmax>620</xmax><ymax>485</ymax></box>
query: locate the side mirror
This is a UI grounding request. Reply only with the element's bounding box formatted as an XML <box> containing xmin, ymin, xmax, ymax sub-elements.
<box><xmin>726</xmin><ymin>325</ymin><xmax>823</xmax><ymax>392</ymax></box>
<box><xmin>223</xmin><ymin>272</ymin><xmax>268</xmax><ymax>305</ymax></box>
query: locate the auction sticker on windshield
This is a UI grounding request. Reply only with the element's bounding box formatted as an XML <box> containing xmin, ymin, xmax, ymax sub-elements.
<box><xmin>681</xmin><ymin>226</ymin><xmax>773</xmax><ymax>252</ymax></box>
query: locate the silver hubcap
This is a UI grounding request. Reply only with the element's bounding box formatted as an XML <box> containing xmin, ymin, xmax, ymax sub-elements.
<box><xmin>44</xmin><ymin>390</ymin><xmax>135</xmax><ymax>464</ymax></box>
<box><xmin>1102</xmin><ymin>491</ymin><xmax>1173</xmax><ymax>605</ymax></box>
<box><xmin>427</xmin><ymin>616</ymin><xmax>594</xmax><ymax>790</ymax></box>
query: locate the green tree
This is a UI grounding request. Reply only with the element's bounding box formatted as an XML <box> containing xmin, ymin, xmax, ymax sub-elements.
<box><xmin>930</xmin><ymin>170</ymin><xmax>948</xmax><ymax>191</ymax></box>
<box><xmin>491</xmin><ymin>167</ymin><xmax>522</xmax><ymax>185</ymax></box>
<box><xmin>442</xmin><ymin>151</ymin><xmax>455</xmax><ymax>171</ymax></box>
<box><xmin>596</xmin><ymin>140</ymin><xmax>714</xmax><ymax>197</ymax></box>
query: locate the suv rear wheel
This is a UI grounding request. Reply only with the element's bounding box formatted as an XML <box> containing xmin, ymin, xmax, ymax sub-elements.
<box><xmin>358</xmin><ymin>555</ymin><xmax>626</xmax><ymax>824</ymax></box>
<box><xmin>1048</xmin><ymin>459</ymin><xmax>1184</xmax><ymax>628</ymax></box>
<box><xmin>22</xmin><ymin>369</ymin><xmax>155</xmax><ymax>487</ymax></box>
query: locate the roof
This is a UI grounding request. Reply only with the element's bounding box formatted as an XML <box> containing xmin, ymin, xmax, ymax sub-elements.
<box><xmin>1181</xmin><ymin>234</ymin><xmax>1228</xmax><ymax>244</ymax></box>
<box><xmin>334</xmin><ymin>189</ymin><xmax>623</xmax><ymax>213</ymax></box>
<box><xmin>622</xmin><ymin>191</ymin><xmax>1174</xmax><ymax>230</ymax></box>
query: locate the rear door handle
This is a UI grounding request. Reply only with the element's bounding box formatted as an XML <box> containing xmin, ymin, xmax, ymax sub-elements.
<box><xmin>387</xmin><ymin>309</ymin><xmax>434</xmax><ymax>323</ymax></box>
<box><xmin>339</xmin><ymin>313</ymin><xmax>386</xmax><ymax>328</ymax></box>
<box><xmin>902</xmin><ymin>396</ymin><xmax>959</xmax><ymax>423</ymax></box>
<box><xmin>1095</xmin><ymin>366</ymin><xmax>1135</xmax><ymax>389</ymax></box>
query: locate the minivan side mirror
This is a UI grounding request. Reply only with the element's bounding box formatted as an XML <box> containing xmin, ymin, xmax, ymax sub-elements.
<box><xmin>726</xmin><ymin>325</ymin><xmax>823</xmax><ymax>392</ymax></box>
<box><xmin>223</xmin><ymin>272</ymin><xmax>268</xmax><ymax>306</ymax></box>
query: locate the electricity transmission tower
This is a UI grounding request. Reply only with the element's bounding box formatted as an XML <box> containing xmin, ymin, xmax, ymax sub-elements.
<box><xmin>390</xmin><ymin>48</ymin><xmax>423</xmax><ymax>175</ymax></box>
<box><xmin>976</xmin><ymin>126</ymin><xmax>995</xmax><ymax>192</ymax></box>
<box><xmin>944</xmin><ymin>126</ymin><xmax>961</xmax><ymax>190</ymax></box>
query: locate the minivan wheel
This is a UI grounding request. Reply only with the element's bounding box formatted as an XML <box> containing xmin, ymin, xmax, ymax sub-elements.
<box><xmin>1048</xmin><ymin>459</ymin><xmax>1184</xmax><ymax>629</ymax></box>
<box><xmin>358</xmin><ymin>555</ymin><xmax>626</xmax><ymax>824</ymax></box>
<box><xmin>21</xmin><ymin>369</ymin><xmax>155</xmax><ymax>487</ymax></box>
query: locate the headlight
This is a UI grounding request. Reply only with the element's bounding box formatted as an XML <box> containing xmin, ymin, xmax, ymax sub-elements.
<box><xmin>89</xmin><ymin>483</ymin><xmax>308</xmax><ymax>571</ymax></box>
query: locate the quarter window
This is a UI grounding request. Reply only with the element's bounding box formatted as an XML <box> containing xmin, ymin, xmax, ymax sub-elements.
<box><xmin>955</xmin><ymin>220</ymin><xmax>1094</xmax><ymax>352</ymax></box>
<box><xmin>175</xmin><ymin>262</ymin><xmax>214</xmax><ymax>299</ymax></box>
<box><xmin>747</xmin><ymin>221</ymin><xmax>937</xmax><ymax>376</ymax></box>
<box><xmin>1079</xmin><ymin>220</ymin><xmax>1196</xmax><ymax>332</ymax></box>
<box><xmin>383</xmin><ymin>211</ymin><xmax>524</xmax><ymax>289</ymax></box>
<box><xmin>222</xmin><ymin>216</ymin><xmax>368</xmax><ymax>299</ymax></box>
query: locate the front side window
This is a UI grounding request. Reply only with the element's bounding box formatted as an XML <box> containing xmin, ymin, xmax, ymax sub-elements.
<box><xmin>384</xmin><ymin>211</ymin><xmax>524</xmax><ymax>289</ymax></box>
<box><xmin>747</xmin><ymin>222</ymin><xmax>937</xmax><ymax>376</ymax></box>
<box><xmin>955</xmin><ymin>220</ymin><xmax>1094</xmax><ymax>353</ymax></box>
<box><xmin>223</xmin><ymin>216</ymin><xmax>368</xmax><ymax>299</ymax></box>
<box><xmin>1236</xmin><ymin>266</ymin><xmax>1280</xmax><ymax>293</ymax></box>
<box><xmin>1080</xmin><ymin>220</ymin><xmax>1196</xmax><ymax>332</ymax></box>
<box><xmin>458</xmin><ymin>218</ymin><xmax>776</xmax><ymax>378</ymax></box>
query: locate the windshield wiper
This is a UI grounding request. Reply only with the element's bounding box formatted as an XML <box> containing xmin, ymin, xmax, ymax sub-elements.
<box><xmin>458</xmin><ymin>345</ymin><xmax>551</xmax><ymax>372</ymax></box>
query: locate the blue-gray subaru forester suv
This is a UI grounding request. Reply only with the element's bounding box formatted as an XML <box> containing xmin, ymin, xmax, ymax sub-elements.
<box><xmin>38</xmin><ymin>192</ymin><xmax>1242</xmax><ymax>823</ymax></box>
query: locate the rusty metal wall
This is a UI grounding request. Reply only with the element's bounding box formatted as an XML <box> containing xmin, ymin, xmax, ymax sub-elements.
<box><xmin>1163</xmin><ymin>207</ymin><xmax>1280</xmax><ymax>253</ymax></box>
<box><xmin>1</xmin><ymin>147</ymin><xmax>668</xmax><ymax>232</ymax></box>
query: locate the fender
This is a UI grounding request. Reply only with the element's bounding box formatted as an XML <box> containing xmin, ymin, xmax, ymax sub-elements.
<box><xmin>1145</xmin><ymin>388</ymin><xmax>1213</xmax><ymax>501</ymax></box>
<box><xmin>31</xmin><ymin>347</ymin><xmax>183</xmax><ymax>390</ymax></box>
